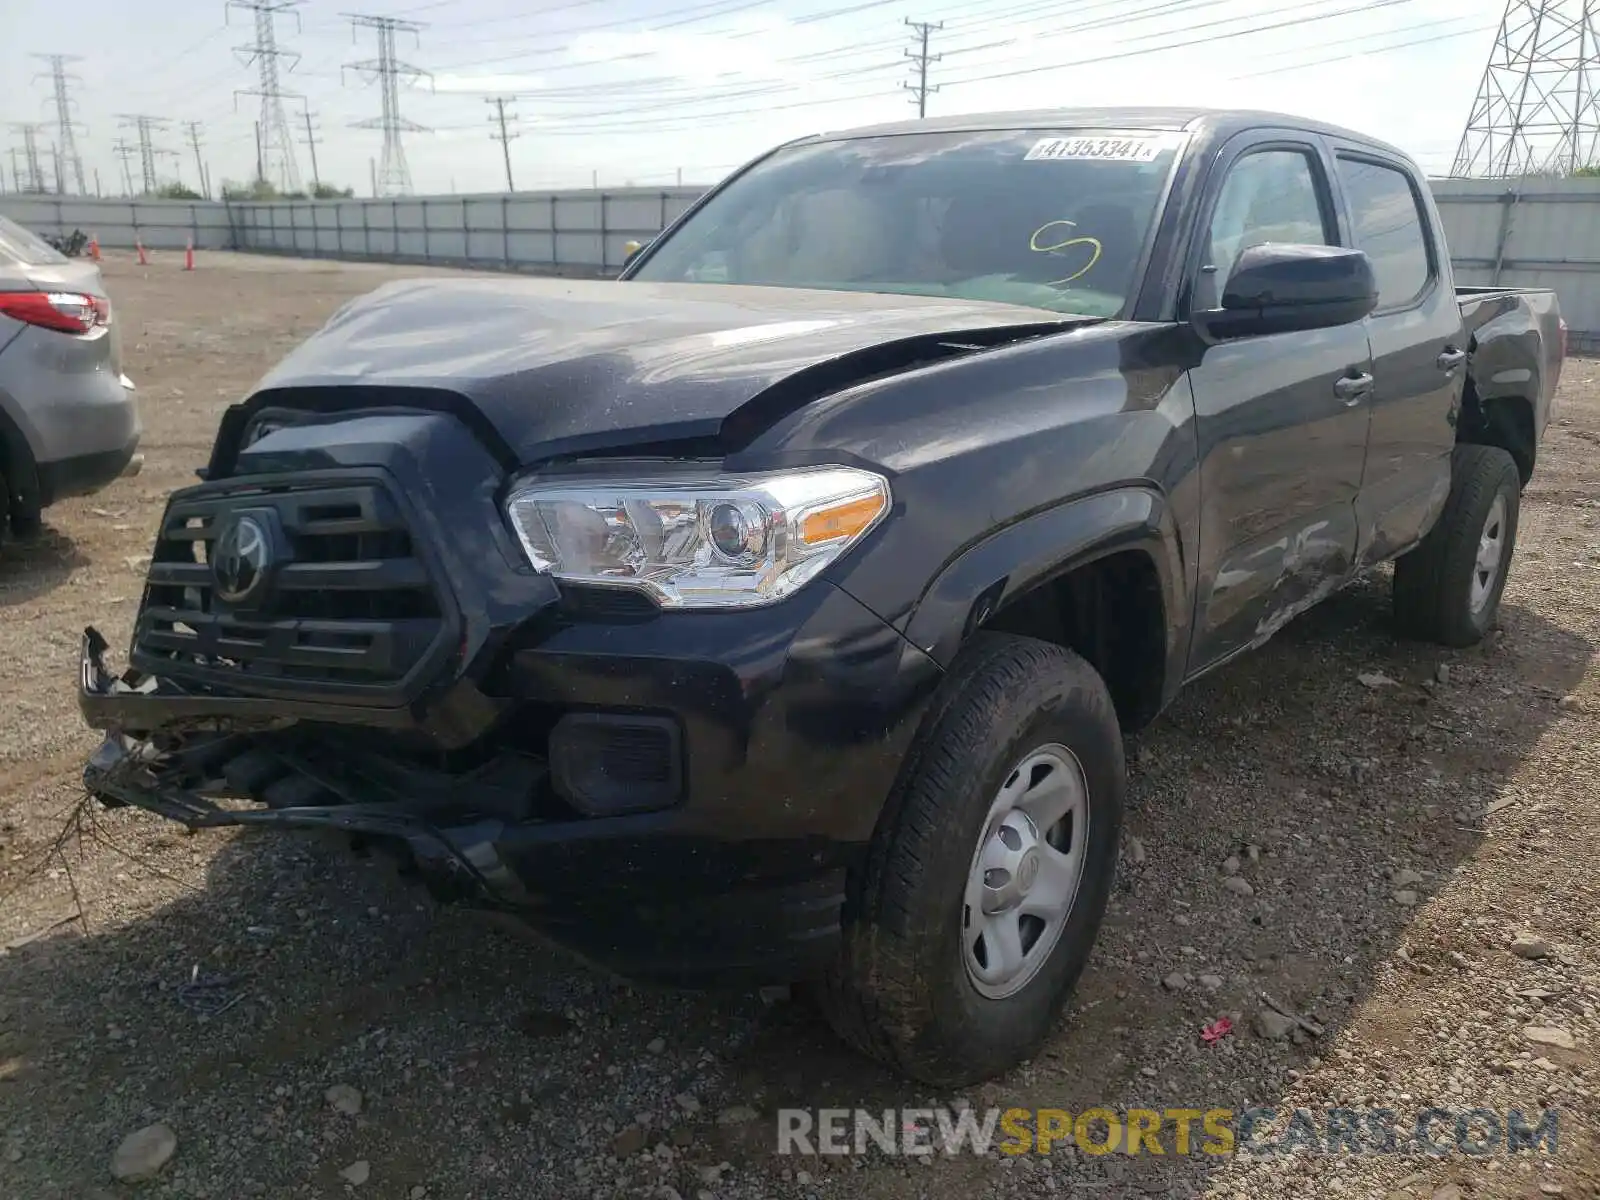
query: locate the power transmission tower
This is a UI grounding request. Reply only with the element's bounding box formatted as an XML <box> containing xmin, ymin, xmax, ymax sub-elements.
<box><xmin>183</xmin><ymin>120</ymin><xmax>210</xmax><ymax>198</ymax></box>
<box><xmin>44</xmin><ymin>143</ymin><xmax>63</xmax><ymax>194</ymax></box>
<box><xmin>116</xmin><ymin>114</ymin><xmax>170</xmax><ymax>195</ymax></box>
<box><xmin>32</xmin><ymin>54</ymin><xmax>88</xmax><ymax>194</ymax></box>
<box><xmin>486</xmin><ymin>95</ymin><xmax>519</xmax><ymax>191</ymax></box>
<box><xmin>301</xmin><ymin>110</ymin><xmax>323</xmax><ymax>189</ymax></box>
<box><xmin>229</xmin><ymin>0</ymin><xmax>305</xmax><ymax>192</ymax></box>
<box><xmin>112</xmin><ymin>138</ymin><xmax>138</xmax><ymax>196</ymax></box>
<box><xmin>9</xmin><ymin>124</ymin><xmax>46</xmax><ymax>192</ymax></box>
<box><xmin>344</xmin><ymin>14</ymin><xmax>432</xmax><ymax>197</ymax></box>
<box><xmin>904</xmin><ymin>19</ymin><xmax>943</xmax><ymax>118</ymax></box>
<box><xmin>1452</xmin><ymin>0</ymin><xmax>1600</xmax><ymax>177</ymax></box>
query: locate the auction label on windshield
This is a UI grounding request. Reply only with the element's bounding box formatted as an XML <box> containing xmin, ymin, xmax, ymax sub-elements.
<box><xmin>1024</xmin><ymin>134</ymin><xmax>1172</xmax><ymax>162</ymax></box>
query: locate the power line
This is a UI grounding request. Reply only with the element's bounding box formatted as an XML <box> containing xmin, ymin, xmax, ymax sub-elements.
<box><xmin>1230</xmin><ymin>15</ymin><xmax>1491</xmax><ymax>79</ymax></box>
<box><xmin>344</xmin><ymin>13</ymin><xmax>432</xmax><ymax>197</ymax></box>
<box><xmin>486</xmin><ymin>95</ymin><xmax>519</xmax><ymax>191</ymax></box>
<box><xmin>937</xmin><ymin>0</ymin><xmax>1415</xmax><ymax>87</ymax></box>
<box><xmin>497</xmin><ymin>0</ymin><xmax>1419</xmax><ymax>138</ymax></box>
<box><xmin>229</xmin><ymin>0</ymin><xmax>305</xmax><ymax>192</ymax></box>
<box><xmin>903</xmin><ymin>19</ymin><xmax>942</xmax><ymax>117</ymax></box>
<box><xmin>1451</xmin><ymin>0</ymin><xmax>1600</xmax><ymax>177</ymax></box>
<box><xmin>32</xmin><ymin>54</ymin><xmax>88</xmax><ymax>195</ymax></box>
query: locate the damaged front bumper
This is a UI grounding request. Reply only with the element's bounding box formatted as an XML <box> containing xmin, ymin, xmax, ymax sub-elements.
<box><xmin>78</xmin><ymin>627</ymin><xmax>533</xmax><ymax>909</ymax></box>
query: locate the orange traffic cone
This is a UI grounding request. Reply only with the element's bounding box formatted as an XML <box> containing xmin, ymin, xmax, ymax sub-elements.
<box><xmin>184</xmin><ymin>238</ymin><xmax>195</xmax><ymax>271</ymax></box>
<box><xmin>87</xmin><ymin>233</ymin><xmax>100</xmax><ymax>261</ymax></box>
<box><xmin>136</xmin><ymin>240</ymin><xmax>148</xmax><ymax>266</ymax></box>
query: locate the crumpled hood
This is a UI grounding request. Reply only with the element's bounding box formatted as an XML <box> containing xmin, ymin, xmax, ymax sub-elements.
<box><xmin>251</xmin><ymin>276</ymin><xmax>1090</xmax><ymax>462</ymax></box>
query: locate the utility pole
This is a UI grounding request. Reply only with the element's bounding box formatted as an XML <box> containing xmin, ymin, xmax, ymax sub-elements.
<box><xmin>116</xmin><ymin>114</ymin><xmax>170</xmax><ymax>195</ymax></box>
<box><xmin>7</xmin><ymin>149</ymin><xmax>20</xmax><ymax>193</ymax></box>
<box><xmin>903</xmin><ymin>19</ymin><xmax>943</xmax><ymax>118</ymax></box>
<box><xmin>32</xmin><ymin>54</ymin><xmax>88</xmax><ymax>194</ymax></box>
<box><xmin>344</xmin><ymin>13</ymin><xmax>432</xmax><ymax>197</ymax></box>
<box><xmin>1453</xmin><ymin>0</ymin><xmax>1600</xmax><ymax>176</ymax></box>
<box><xmin>9</xmin><ymin>124</ymin><xmax>46</xmax><ymax>192</ymax></box>
<box><xmin>112</xmin><ymin>137</ymin><xmax>137</xmax><ymax>195</ymax></box>
<box><xmin>229</xmin><ymin>0</ymin><xmax>305</xmax><ymax>192</ymax></box>
<box><xmin>183</xmin><ymin>121</ymin><xmax>209</xmax><ymax>198</ymax></box>
<box><xmin>301</xmin><ymin>109</ymin><xmax>322</xmax><ymax>189</ymax></box>
<box><xmin>486</xmin><ymin>95</ymin><xmax>518</xmax><ymax>192</ymax></box>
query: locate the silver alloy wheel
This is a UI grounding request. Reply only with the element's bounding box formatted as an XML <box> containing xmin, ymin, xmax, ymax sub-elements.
<box><xmin>1469</xmin><ymin>493</ymin><xmax>1508</xmax><ymax>615</ymax></box>
<box><xmin>961</xmin><ymin>743</ymin><xmax>1091</xmax><ymax>1000</ymax></box>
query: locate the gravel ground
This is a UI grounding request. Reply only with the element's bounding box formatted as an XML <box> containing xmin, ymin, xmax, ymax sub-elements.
<box><xmin>0</xmin><ymin>251</ymin><xmax>1596</xmax><ymax>1200</ymax></box>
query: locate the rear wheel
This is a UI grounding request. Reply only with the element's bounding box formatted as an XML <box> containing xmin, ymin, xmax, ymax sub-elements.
<box><xmin>817</xmin><ymin>632</ymin><xmax>1124</xmax><ymax>1086</ymax></box>
<box><xmin>1393</xmin><ymin>444</ymin><xmax>1521</xmax><ymax>647</ymax></box>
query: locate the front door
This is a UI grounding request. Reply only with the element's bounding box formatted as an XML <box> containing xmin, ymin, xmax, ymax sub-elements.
<box><xmin>1184</xmin><ymin>134</ymin><xmax>1375</xmax><ymax>673</ymax></box>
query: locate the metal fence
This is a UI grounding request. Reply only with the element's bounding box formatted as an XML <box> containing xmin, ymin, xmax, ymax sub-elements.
<box><xmin>227</xmin><ymin>188</ymin><xmax>705</xmax><ymax>275</ymax></box>
<box><xmin>0</xmin><ymin>187</ymin><xmax>708</xmax><ymax>276</ymax></box>
<box><xmin>1431</xmin><ymin>176</ymin><xmax>1600</xmax><ymax>349</ymax></box>
<box><xmin>0</xmin><ymin>195</ymin><xmax>235</xmax><ymax>251</ymax></box>
<box><xmin>6</xmin><ymin>179</ymin><xmax>1600</xmax><ymax>342</ymax></box>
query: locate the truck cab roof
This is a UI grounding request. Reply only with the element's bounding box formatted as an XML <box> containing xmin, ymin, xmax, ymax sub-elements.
<box><xmin>801</xmin><ymin>106</ymin><xmax>1419</xmax><ymax>167</ymax></box>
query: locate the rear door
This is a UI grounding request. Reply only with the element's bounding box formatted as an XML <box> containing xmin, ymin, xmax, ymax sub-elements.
<box><xmin>1182</xmin><ymin>130</ymin><xmax>1375</xmax><ymax>673</ymax></box>
<box><xmin>1328</xmin><ymin>150</ymin><xmax>1465</xmax><ymax>565</ymax></box>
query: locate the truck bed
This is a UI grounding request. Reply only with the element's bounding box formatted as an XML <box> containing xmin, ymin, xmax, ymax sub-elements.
<box><xmin>1456</xmin><ymin>284</ymin><xmax>1565</xmax><ymax>448</ymax></box>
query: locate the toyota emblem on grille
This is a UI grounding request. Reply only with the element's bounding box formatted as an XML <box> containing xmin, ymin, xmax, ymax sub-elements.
<box><xmin>212</xmin><ymin>515</ymin><xmax>272</xmax><ymax>603</ymax></box>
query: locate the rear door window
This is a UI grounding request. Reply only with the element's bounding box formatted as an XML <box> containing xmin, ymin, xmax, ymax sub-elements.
<box><xmin>1335</xmin><ymin>156</ymin><xmax>1432</xmax><ymax>310</ymax></box>
<box><xmin>0</xmin><ymin>215</ymin><xmax>69</xmax><ymax>267</ymax></box>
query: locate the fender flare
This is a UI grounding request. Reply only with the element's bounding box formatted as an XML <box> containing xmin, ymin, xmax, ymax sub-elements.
<box><xmin>901</xmin><ymin>486</ymin><xmax>1189</xmax><ymax>694</ymax></box>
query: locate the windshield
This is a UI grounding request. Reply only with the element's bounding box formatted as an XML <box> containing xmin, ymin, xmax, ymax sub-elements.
<box><xmin>0</xmin><ymin>215</ymin><xmax>68</xmax><ymax>267</ymax></box>
<box><xmin>631</xmin><ymin>128</ymin><xmax>1182</xmax><ymax>317</ymax></box>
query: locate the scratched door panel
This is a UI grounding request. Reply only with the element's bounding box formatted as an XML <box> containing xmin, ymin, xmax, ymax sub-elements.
<box><xmin>1186</xmin><ymin>321</ymin><xmax>1373</xmax><ymax>670</ymax></box>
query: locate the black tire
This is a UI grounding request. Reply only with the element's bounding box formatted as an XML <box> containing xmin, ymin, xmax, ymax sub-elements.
<box><xmin>817</xmin><ymin>632</ymin><xmax>1125</xmax><ymax>1086</ymax></box>
<box><xmin>1393</xmin><ymin>444</ymin><xmax>1521</xmax><ymax>648</ymax></box>
<box><xmin>9</xmin><ymin>505</ymin><xmax>42</xmax><ymax>540</ymax></box>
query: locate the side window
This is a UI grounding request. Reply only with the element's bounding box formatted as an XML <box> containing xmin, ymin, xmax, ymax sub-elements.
<box><xmin>1203</xmin><ymin>148</ymin><xmax>1330</xmax><ymax>294</ymax></box>
<box><xmin>1337</xmin><ymin>156</ymin><xmax>1431</xmax><ymax>309</ymax></box>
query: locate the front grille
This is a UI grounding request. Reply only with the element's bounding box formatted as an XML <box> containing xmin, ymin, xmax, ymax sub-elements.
<box><xmin>132</xmin><ymin>479</ymin><xmax>447</xmax><ymax>698</ymax></box>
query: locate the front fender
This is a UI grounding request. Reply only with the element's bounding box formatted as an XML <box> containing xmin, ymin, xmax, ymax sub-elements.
<box><xmin>894</xmin><ymin>486</ymin><xmax>1189</xmax><ymax>703</ymax></box>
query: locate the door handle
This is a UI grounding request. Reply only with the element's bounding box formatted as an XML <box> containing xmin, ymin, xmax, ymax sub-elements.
<box><xmin>1334</xmin><ymin>372</ymin><xmax>1374</xmax><ymax>404</ymax></box>
<box><xmin>1437</xmin><ymin>346</ymin><xmax>1467</xmax><ymax>370</ymax></box>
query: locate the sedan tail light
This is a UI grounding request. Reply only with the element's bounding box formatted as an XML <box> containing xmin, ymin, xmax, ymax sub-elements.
<box><xmin>1558</xmin><ymin>316</ymin><xmax>1568</xmax><ymax>360</ymax></box>
<box><xmin>0</xmin><ymin>290</ymin><xmax>109</xmax><ymax>335</ymax></box>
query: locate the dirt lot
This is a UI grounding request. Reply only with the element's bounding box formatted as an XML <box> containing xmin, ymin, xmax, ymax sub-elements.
<box><xmin>0</xmin><ymin>251</ymin><xmax>1596</xmax><ymax>1200</ymax></box>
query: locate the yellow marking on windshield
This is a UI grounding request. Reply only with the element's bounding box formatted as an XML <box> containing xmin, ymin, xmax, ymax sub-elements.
<box><xmin>1029</xmin><ymin>220</ymin><xmax>1103</xmax><ymax>285</ymax></box>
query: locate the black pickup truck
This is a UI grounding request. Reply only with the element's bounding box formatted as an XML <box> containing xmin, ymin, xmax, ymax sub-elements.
<box><xmin>80</xmin><ymin>107</ymin><xmax>1564</xmax><ymax>1085</ymax></box>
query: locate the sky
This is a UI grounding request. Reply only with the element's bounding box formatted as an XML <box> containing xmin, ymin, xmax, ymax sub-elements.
<box><xmin>0</xmin><ymin>0</ymin><xmax>1512</xmax><ymax>197</ymax></box>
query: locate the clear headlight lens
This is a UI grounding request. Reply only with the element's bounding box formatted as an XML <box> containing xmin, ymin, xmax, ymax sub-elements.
<box><xmin>505</xmin><ymin>465</ymin><xmax>890</xmax><ymax>609</ymax></box>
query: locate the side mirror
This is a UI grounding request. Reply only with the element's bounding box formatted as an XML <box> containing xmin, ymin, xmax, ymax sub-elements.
<box><xmin>621</xmin><ymin>237</ymin><xmax>654</xmax><ymax>272</ymax></box>
<box><xmin>1193</xmin><ymin>243</ymin><xmax>1377</xmax><ymax>341</ymax></box>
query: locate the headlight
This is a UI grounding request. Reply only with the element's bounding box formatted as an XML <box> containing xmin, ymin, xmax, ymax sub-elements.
<box><xmin>505</xmin><ymin>465</ymin><xmax>890</xmax><ymax>609</ymax></box>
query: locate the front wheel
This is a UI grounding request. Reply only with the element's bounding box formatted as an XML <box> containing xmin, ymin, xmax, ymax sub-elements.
<box><xmin>817</xmin><ymin>633</ymin><xmax>1124</xmax><ymax>1086</ymax></box>
<box><xmin>1393</xmin><ymin>444</ymin><xmax>1522</xmax><ymax>647</ymax></box>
